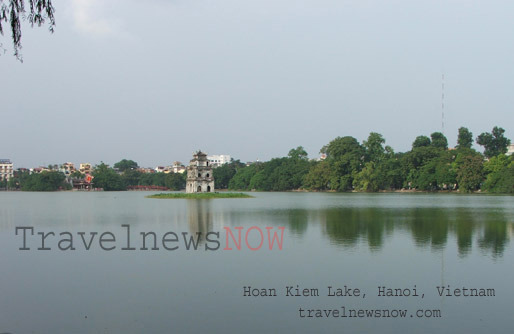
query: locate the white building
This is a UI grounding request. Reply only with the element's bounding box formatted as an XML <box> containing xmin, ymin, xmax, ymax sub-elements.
<box><xmin>507</xmin><ymin>144</ymin><xmax>514</xmax><ymax>156</ymax></box>
<box><xmin>207</xmin><ymin>154</ymin><xmax>231</xmax><ymax>168</ymax></box>
<box><xmin>79</xmin><ymin>163</ymin><xmax>92</xmax><ymax>174</ymax></box>
<box><xmin>59</xmin><ymin>162</ymin><xmax>76</xmax><ymax>176</ymax></box>
<box><xmin>155</xmin><ymin>166</ymin><xmax>167</xmax><ymax>173</ymax></box>
<box><xmin>0</xmin><ymin>159</ymin><xmax>14</xmax><ymax>181</ymax></box>
<box><xmin>172</xmin><ymin>161</ymin><xmax>186</xmax><ymax>174</ymax></box>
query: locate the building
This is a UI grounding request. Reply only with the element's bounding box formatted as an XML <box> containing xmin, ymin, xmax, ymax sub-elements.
<box><xmin>59</xmin><ymin>162</ymin><xmax>76</xmax><ymax>176</ymax></box>
<box><xmin>207</xmin><ymin>154</ymin><xmax>231</xmax><ymax>168</ymax></box>
<box><xmin>507</xmin><ymin>144</ymin><xmax>514</xmax><ymax>156</ymax></box>
<box><xmin>172</xmin><ymin>161</ymin><xmax>186</xmax><ymax>174</ymax></box>
<box><xmin>79</xmin><ymin>163</ymin><xmax>92</xmax><ymax>174</ymax></box>
<box><xmin>155</xmin><ymin>166</ymin><xmax>167</xmax><ymax>173</ymax></box>
<box><xmin>30</xmin><ymin>167</ymin><xmax>50</xmax><ymax>174</ymax></box>
<box><xmin>0</xmin><ymin>159</ymin><xmax>13</xmax><ymax>181</ymax></box>
<box><xmin>138</xmin><ymin>167</ymin><xmax>156</xmax><ymax>174</ymax></box>
<box><xmin>186</xmin><ymin>151</ymin><xmax>214</xmax><ymax>193</ymax></box>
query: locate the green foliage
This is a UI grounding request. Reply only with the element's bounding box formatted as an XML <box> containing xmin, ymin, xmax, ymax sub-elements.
<box><xmin>228</xmin><ymin>148</ymin><xmax>312</xmax><ymax>191</ymax></box>
<box><xmin>324</xmin><ymin>136</ymin><xmax>364</xmax><ymax>161</ymax></box>
<box><xmin>92</xmin><ymin>163</ymin><xmax>126</xmax><ymax>191</ymax></box>
<box><xmin>353</xmin><ymin>162</ymin><xmax>380</xmax><ymax>192</ymax></box>
<box><xmin>0</xmin><ymin>0</ymin><xmax>56</xmax><ymax>60</ymax></box>
<box><xmin>121</xmin><ymin>169</ymin><xmax>143</xmax><ymax>186</ymax></box>
<box><xmin>363</xmin><ymin>132</ymin><xmax>386</xmax><ymax>162</ymax></box>
<box><xmin>322</xmin><ymin>136</ymin><xmax>365</xmax><ymax>191</ymax></box>
<box><xmin>113</xmin><ymin>159</ymin><xmax>139</xmax><ymax>172</ymax></box>
<box><xmin>10</xmin><ymin>127</ymin><xmax>510</xmax><ymax>194</ymax></box>
<box><xmin>476</xmin><ymin>126</ymin><xmax>511</xmax><ymax>158</ymax></box>
<box><xmin>228</xmin><ymin>164</ymin><xmax>260</xmax><ymax>190</ymax></box>
<box><xmin>288</xmin><ymin>146</ymin><xmax>308</xmax><ymax>160</ymax></box>
<box><xmin>430</xmin><ymin>132</ymin><xmax>448</xmax><ymax>150</ymax></box>
<box><xmin>21</xmin><ymin>171</ymin><xmax>68</xmax><ymax>191</ymax></box>
<box><xmin>412</xmin><ymin>136</ymin><xmax>431</xmax><ymax>149</ymax></box>
<box><xmin>5</xmin><ymin>170</ymin><xmax>30</xmax><ymax>189</ymax></box>
<box><xmin>457</xmin><ymin>127</ymin><xmax>473</xmax><ymax>149</ymax></box>
<box><xmin>303</xmin><ymin>160</ymin><xmax>332</xmax><ymax>191</ymax></box>
<box><xmin>404</xmin><ymin>146</ymin><xmax>440</xmax><ymax>170</ymax></box>
<box><xmin>165</xmin><ymin>172</ymin><xmax>186</xmax><ymax>190</ymax></box>
<box><xmin>483</xmin><ymin>155</ymin><xmax>514</xmax><ymax>193</ymax></box>
<box><xmin>455</xmin><ymin>153</ymin><xmax>484</xmax><ymax>193</ymax></box>
<box><xmin>414</xmin><ymin>150</ymin><xmax>456</xmax><ymax>190</ymax></box>
<box><xmin>71</xmin><ymin>171</ymin><xmax>84</xmax><ymax>178</ymax></box>
<box><xmin>484</xmin><ymin>154</ymin><xmax>510</xmax><ymax>175</ymax></box>
<box><xmin>139</xmin><ymin>172</ymin><xmax>166</xmax><ymax>187</ymax></box>
<box><xmin>213</xmin><ymin>159</ymin><xmax>245</xmax><ymax>189</ymax></box>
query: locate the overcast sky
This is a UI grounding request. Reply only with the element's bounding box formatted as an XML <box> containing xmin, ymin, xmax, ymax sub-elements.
<box><xmin>1</xmin><ymin>0</ymin><xmax>513</xmax><ymax>168</ymax></box>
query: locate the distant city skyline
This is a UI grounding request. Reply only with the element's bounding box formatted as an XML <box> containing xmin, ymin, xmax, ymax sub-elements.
<box><xmin>2</xmin><ymin>0</ymin><xmax>513</xmax><ymax>168</ymax></box>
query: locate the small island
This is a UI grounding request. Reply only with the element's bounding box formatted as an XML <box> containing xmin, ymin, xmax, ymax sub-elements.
<box><xmin>146</xmin><ymin>192</ymin><xmax>253</xmax><ymax>199</ymax></box>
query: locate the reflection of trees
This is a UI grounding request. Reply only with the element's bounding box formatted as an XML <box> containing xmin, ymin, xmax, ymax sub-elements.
<box><xmin>187</xmin><ymin>199</ymin><xmax>213</xmax><ymax>242</ymax></box>
<box><xmin>478</xmin><ymin>213</ymin><xmax>508</xmax><ymax>257</ymax></box>
<box><xmin>318</xmin><ymin>207</ymin><xmax>510</xmax><ymax>257</ymax></box>
<box><xmin>286</xmin><ymin>209</ymin><xmax>308</xmax><ymax>236</ymax></box>
<box><xmin>210</xmin><ymin>204</ymin><xmax>511</xmax><ymax>257</ymax></box>
<box><xmin>323</xmin><ymin>208</ymin><xmax>393</xmax><ymax>251</ymax></box>
<box><xmin>410</xmin><ymin>209</ymin><xmax>448</xmax><ymax>250</ymax></box>
<box><xmin>454</xmin><ymin>209</ymin><xmax>474</xmax><ymax>257</ymax></box>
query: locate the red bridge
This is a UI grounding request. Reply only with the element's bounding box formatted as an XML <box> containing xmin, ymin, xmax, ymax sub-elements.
<box><xmin>127</xmin><ymin>185</ymin><xmax>169</xmax><ymax>191</ymax></box>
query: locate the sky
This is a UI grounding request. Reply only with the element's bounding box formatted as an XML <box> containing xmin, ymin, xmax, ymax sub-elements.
<box><xmin>1</xmin><ymin>0</ymin><xmax>513</xmax><ymax>168</ymax></box>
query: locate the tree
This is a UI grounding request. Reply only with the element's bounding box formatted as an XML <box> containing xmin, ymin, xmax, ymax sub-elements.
<box><xmin>303</xmin><ymin>160</ymin><xmax>332</xmax><ymax>190</ymax></box>
<box><xmin>482</xmin><ymin>155</ymin><xmax>514</xmax><ymax>193</ymax></box>
<box><xmin>71</xmin><ymin>170</ymin><xmax>84</xmax><ymax>179</ymax></box>
<box><xmin>323</xmin><ymin>136</ymin><xmax>364</xmax><ymax>161</ymax></box>
<box><xmin>288</xmin><ymin>146</ymin><xmax>308</xmax><ymax>160</ymax></box>
<box><xmin>121</xmin><ymin>169</ymin><xmax>142</xmax><ymax>186</ymax></box>
<box><xmin>363</xmin><ymin>132</ymin><xmax>386</xmax><ymax>162</ymax></box>
<box><xmin>228</xmin><ymin>164</ymin><xmax>260</xmax><ymax>190</ymax></box>
<box><xmin>21</xmin><ymin>170</ymin><xmax>68</xmax><ymax>191</ymax></box>
<box><xmin>165</xmin><ymin>172</ymin><xmax>186</xmax><ymax>190</ymax></box>
<box><xmin>353</xmin><ymin>162</ymin><xmax>380</xmax><ymax>192</ymax></box>
<box><xmin>113</xmin><ymin>159</ymin><xmax>139</xmax><ymax>172</ymax></box>
<box><xmin>0</xmin><ymin>0</ymin><xmax>55</xmax><ymax>60</ymax></box>
<box><xmin>430</xmin><ymin>132</ymin><xmax>448</xmax><ymax>150</ymax></box>
<box><xmin>412</xmin><ymin>136</ymin><xmax>431</xmax><ymax>149</ymax></box>
<box><xmin>92</xmin><ymin>163</ymin><xmax>126</xmax><ymax>191</ymax></box>
<box><xmin>322</xmin><ymin>136</ymin><xmax>365</xmax><ymax>191</ymax></box>
<box><xmin>476</xmin><ymin>126</ymin><xmax>511</xmax><ymax>158</ymax></box>
<box><xmin>455</xmin><ymin>154</ymin><xmax>484</xmax><ymax>193</ymax></box>
<box><xmin>213</xmin><ymin>159</ymin><xmax>245</xmax><ymax>189</ymax></box>
<box><xmin>456</xmin><ymin>127</ymin><xmax>473</xmax><ymax>150</ymax></box>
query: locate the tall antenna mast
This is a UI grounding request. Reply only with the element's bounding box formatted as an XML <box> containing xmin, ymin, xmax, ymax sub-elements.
<box><xmin>441</xmin><ymin>73</ymin><xmax>445</xmax><ymax>134</ymax></box>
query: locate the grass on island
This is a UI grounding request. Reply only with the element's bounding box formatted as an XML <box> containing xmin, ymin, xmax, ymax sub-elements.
<box><xmin>146</xmin><ymin>192</ymin><xmax>253</xmax><ymax>199</ymax></box>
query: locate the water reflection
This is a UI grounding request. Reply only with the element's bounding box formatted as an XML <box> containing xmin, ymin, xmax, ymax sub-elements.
<box><xmin>218</xmin><ymin>204</ymin><xmax>511</xmax><ymax>257</ymax></box>
<box><xmin>187</xmin><ymin>199</ymin><xmax>213</xmax><ymax>239</ymax></box>
<box><xmin>319</xmin><ymin>207</ymin><xmax>511</xmax><ymax>258</ymax></box>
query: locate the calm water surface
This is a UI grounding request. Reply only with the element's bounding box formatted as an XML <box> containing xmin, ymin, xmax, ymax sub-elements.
<box><xmin>0</xmin><ymin>192</ymin><xmax>513</xmax><ymax>333</ymax></box>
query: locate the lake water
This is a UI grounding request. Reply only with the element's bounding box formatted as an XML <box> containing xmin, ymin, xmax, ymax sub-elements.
<box><xmin>0</xmin><ymin>192</ymin><xmax>513</xmax><ymax>333</ymax></box>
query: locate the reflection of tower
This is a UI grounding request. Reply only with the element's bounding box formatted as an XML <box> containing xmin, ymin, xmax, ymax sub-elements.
<box><xmin>186</xmin><ymin>151</ymin><xmax>215</xmax><ymax>193</ymax></box>
<box><xmin>187</xmin><ymin>199</ymin><xmax>213</xmax><ymax>239</ymax></box>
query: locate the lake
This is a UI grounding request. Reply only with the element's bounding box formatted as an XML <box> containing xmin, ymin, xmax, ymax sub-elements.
<box><xmin>0</xmin><ymin>192</ymin><xmax>513</xmax><ymax>333</ymax></box>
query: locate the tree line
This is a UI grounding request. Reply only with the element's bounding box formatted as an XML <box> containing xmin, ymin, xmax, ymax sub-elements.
<box><xmin>3</xmin><ymin>160</ymin><xmax>186</xmax><ymax>191</ymax></box>
<box><xmin>216</xmin><ymin>126</ymin><xmax>513</xmax><ymax>194</ymax></box>
<box><xmin>3</xmin><ymin>126</ymin><xmax>512</xmax><ymax>193</ymax></box>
